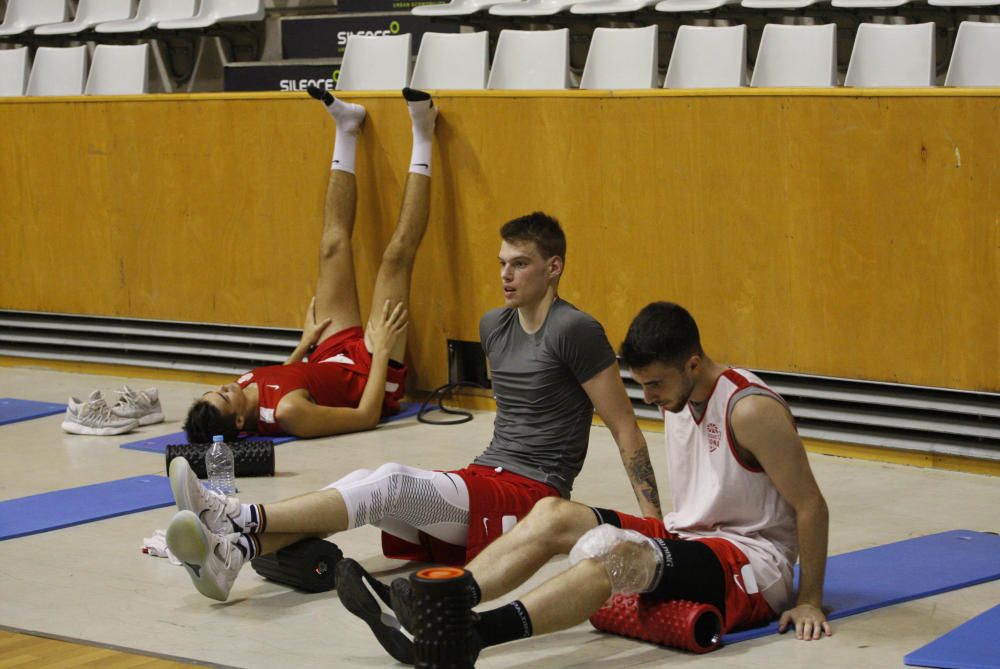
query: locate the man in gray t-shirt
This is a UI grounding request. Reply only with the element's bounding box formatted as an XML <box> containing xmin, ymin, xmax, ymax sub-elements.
<box><xmin>163</xmin><ymin>203</ymin><xmax>662</xmax><ymax>644</ymax></box>
<box><xmin>475</xmin><ymin>298</ymin><xmax>618</xmax><ymax>497</ymax></box>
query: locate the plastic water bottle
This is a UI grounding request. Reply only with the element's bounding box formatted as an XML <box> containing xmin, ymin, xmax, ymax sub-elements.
<box><xmin>205</xmin><ymin>434</ymin><xmax>236</xmax><ymax>496</ymax></box>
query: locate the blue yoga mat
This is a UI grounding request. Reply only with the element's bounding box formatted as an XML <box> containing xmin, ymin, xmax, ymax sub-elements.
<box><xmin>904</xmin><ymin>602</ymin><xmax>1000</xmax><ymax>669</ymax></box>
<box><xmin>726</xmin><ymin>530</ymin><xmax>1000</xmax><ymax>643</ymax></box>
<box><xmin>0</xmin><ymin>398</ymin><xmax>66</xmax><ymax>426</ymax></box>
<box><xmin>0</xmin><ymin>475</ymin><xmax>174</xmax><ymax>541</ymax></box>
<box><xmin>120</xmin><ymin>401</ymin><xmax>434</xmax><ymax>454</ymax></box>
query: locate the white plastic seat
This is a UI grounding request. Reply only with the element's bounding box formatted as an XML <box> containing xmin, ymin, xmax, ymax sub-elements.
<box><xmin>158</xmin><ymin>0</ymin><xmax>264</xmax><ymax>30</ymax></box>
<box><xmin>580</xmin><ymin>25</ymin><xmax>658</xmax><ymax>89</ymax></box>
<box><xmin>491</xmin><ymin>0</ymin><xmax>601</xmax><ymax>14</ymax></box>
<box><xmin>0</xmin><ymin>47</ymin><xmax>30</xmax><ymax>97</ymax></box>
<box><xmin>337</xmin><ymin>34</ymin><xmax>413</xmax><ymax>91</ymax></box>
<box><xmin>96</xmin><ymin>0</ymin><xmax>197</xmax><ymax>33</ymax></box>
<box><xmin>487</xmin><ymin>28</ymin><xmax>569</xmax><ymax>89</ymax></box>
<box><xmin>413</xmin><ymin>0</ymin><xmax>520</xmax><ymax>15</ymax></box>
<box><xmin>26</xmin><ymin>46</ymin><xmax>88</xmax><ymax>96</ymax></box>
<box><xmin>664</xmin><ymin>25</ymin><xmax>747</xmax><ymax>88</ymax></box>
<box><xmin>832</xmin><ymin>0</ymin><xmax>908</xmax><ymax>8</ymax></box>
<box><xmin>945</xmin><ymin>21</ymin><xmax>1000</xmax><ymax>86</ymax></box>
<box><xmin>35</xmin><ymin>0</ymin><xmax>134</xmax><ymax>35</ymax></box>
<box><xmin>751</xmin><ymin>24</ymin><xmax>837</xmax><ymax>87</ymax></box>
<box><xmin>0</xmin><ymin>0</ymin><xmax>67</xmax><ymax>37</ymax></box>
<box><xmin>571</xmin><ymin>0</ymin><xmax>657</xmax><ymax>13</ymax></box>
<box><xmin>85</xmin><ymin>44</ymin><xmax>149</xmax><ymax>94</ymax></box>
<box><xmin>656</xmin><ymin>0</ymin><xmax>738</xmax><ymax>12</ymax></box>
<box><xmin>844</xmin><ymin>23</ymin><xmax>935</xmax><ymax>87</ymax></box>
<box><xmin>742</xmin><ymin>0</ymin><xmax>817</xmax><ymax>10</ymax></box>
<box><xmin>930</xmin><ymin>0</ymin><xmax>999</xmax><ymax>7</ymax></box>
<box><xmin>410</xmin><ymin>32</ymin><xmax>489</xmax><ymax>90</ymax></box>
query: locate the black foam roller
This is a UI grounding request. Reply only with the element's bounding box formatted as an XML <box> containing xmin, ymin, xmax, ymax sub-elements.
<box><xmin>251</xmin><ymin>539</ymin><xmax>343</xmax><ymax>593</ymax></box>
<box><xmin>164</xmin><ymin>440</ymin><xmax>275</xmax><ymax>478</ymax></box>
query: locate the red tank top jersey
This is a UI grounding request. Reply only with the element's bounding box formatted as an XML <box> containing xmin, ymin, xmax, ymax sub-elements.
<box><xmin>236</xmin><ymin>327</ymin><xmax>405</xmax><ymax>436</ymax></box>
<box><xmin>664</xmin><ymin>368</ymin><xmax>799</xmax><ymax>613</ymax></box>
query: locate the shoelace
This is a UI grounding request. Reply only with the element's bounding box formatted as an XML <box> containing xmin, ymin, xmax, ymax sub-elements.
<box><xmin>201</xmin><ymin>489</ymin><xmax>236</xmax><ymax>528</ymax></box>
<box><xmin>114</xmin><ymin>388</ymin><xmax>149</xmax><ymax>409</ymax></box>
<box><xmin>216</xmin><ymin>534</ymin><xmax>241</xmax><ymax>570</ymax></box>
<box><xmin>82</xmin><ymin>398</ymin><xmax>124</xmax><ymax>423</ymax></box>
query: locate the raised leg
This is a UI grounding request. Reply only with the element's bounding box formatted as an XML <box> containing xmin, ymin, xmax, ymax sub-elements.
<box><xmin>363</xmin><ymin>89</ymin><xmax>437</xmax><ymax>363</ymax></box>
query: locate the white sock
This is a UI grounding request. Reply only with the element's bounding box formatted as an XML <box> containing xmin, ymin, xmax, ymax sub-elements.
<box><xmin>310</xmin><ymin>86</ymin><xmax>366</xmax><ymax>174</ymax></box>
<box><xmin>406</xmin><ymin>96</ymin><xmax>436</xmax><ymax>177</ymax></box>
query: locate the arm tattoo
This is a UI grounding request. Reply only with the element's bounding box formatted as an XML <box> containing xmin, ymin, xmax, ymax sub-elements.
<box><xmin>628</xmin><ymin>452</ymin><xmax>661</xmax><ymax>512</ymax></box>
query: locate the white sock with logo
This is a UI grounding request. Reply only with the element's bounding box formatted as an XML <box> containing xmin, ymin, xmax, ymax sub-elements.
<box><xmin>403</xmin><ymin>88</ymin><xmax>436</xmax><ymax>177</ymax></box>
<box><xmin>308</xmin><ymin>84</ymin><xmax>365</xmax><ymax>174</ymax></box>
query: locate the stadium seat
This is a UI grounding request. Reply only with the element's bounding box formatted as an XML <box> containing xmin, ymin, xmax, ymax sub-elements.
<box><xmin>96</xmin><ymin>0</ymin><xmax>198</xmax><ymax>33</ymax></box>
<box><xmin>929</xmin><ymin>0</ymin><xmax>999</xmax><ymax>7</ymax></box>
<box><xmin>945</xmin><ymin>21</ymin><xmax>1000</xmax><ymax>86</ymax></box>
<box><xmin>337</xmin><ymin>34</ymin><xmax>413</xmax><ymax>91</ymax></box>
<box><xmin>35</xmin><ymin>0</ymin><xmax>134</xmax><ymax>35</ymax></box>
<box><xmin>491</xmin><ymin>0</ymin><xmax>602</xmax><ymax>14</ymax></box>
<box><xmin>157</xmin><ymin>0</ymin><xmax>264</xmax><ymax>30</ymax></box>
<box><xmin>487</xmin><ymin>28</ymin><xmax>570</xmax><ymax>89</ymax></box>
<box><xmin>413</xmin><ymin>0</ymin><xmax>522</xmax><ymax>15</ymax></box>
<box><xmin>0</xmin><ymin>47</ymin><xmax>30</xmax><ymax>97</ymax></box>
<box><xmin>751</xmin><ymin>24</ymin><xmax>837</xmax><ymax>87</ymax></box>
<box><xmin>26</xmin><ymin>46</ymin><xmax>88</xmax><ymax>96</ymax></box>
<box><xmin>85</xmin><ymin>44</ymin><xmax>149</xmax><ymax>94</ymax></box>
<box><xmin>580</xmin><ymin>25</ymin><xmax>658</xmax><ymax>89</ymax></box>
<box><xmin>0</xmin><ymin>0</ymin><xmax>67</xmax><ymax>37</ymax></box>
<box><xmin>742</xmin><ymin>0</ymin><xmax>818</xmax><ymax>10</ymax></box>
<box><xmin>571</xmin><ymin>0</ymin><xmax>658</xmax><ymax>13</ymax></box>
<box><xmin>656</xmin><ymin>0</ymin><xmax>739</xmax><ymax>12</ymax></box>
<box><xmin>833</xmin><ymin>0</ymin><xmax>909</xmax><ymax>9</ymax></box>
<box><xmin>845</xmin><ymin>23</ymin><xmax>935</xmax><ymax>87</ymax></box>
<box><xmin>664</xmin><ymin>25</ymin><xmax>748</xmax><ymax>88</ymax></box>
<box><xmin>410</xmin><ymin>32</ymin><xmax>489</xmax><ymax>90</ymax></box>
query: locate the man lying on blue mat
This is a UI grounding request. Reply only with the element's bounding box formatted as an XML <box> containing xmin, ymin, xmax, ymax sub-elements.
<box><xmin>341</xmin><ymin>302</ymin><xmax>833</xmax><ymax>663</ymax></box>
<box><xmin>165</xmin><ymin>93</ymin><xmax>662</xmax><ymax>665</ymax></box>
<box><xmin>181</xmin><ymin>87</ymin><xmax>429</xmax><ymax>444</ymax></box>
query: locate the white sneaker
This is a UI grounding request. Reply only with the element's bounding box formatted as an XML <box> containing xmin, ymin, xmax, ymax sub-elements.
<box><xmin>169</xmin><ymin>456</ymin><xmax>245</xmax><ymax>535</ymax></box>
<box><xmin>112</xmin><ymin>385</ymin><xmax>164</xmax><ymax>426</ymax></box>
<box><xmin>166</xmin><ymin>510</ymin><xmax>243</xmax><ymax>601</ymax></box>
<box><xmin>61</xmin><ymin>391</ymin><xmax>139</xmax><ymax>436</ymax></box>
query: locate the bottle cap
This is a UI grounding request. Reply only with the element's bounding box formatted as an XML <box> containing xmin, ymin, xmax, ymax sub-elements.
<box><xmin>212</xmin><ymin>434</ymin><xmax>225</xmax><ymax>443</ymax></box>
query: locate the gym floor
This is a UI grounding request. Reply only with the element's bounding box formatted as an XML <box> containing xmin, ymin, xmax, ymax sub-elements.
<box><xmin>1</xmin><ymin>365</ymin><xmax>998</xmax><ymax>669</ymax></box>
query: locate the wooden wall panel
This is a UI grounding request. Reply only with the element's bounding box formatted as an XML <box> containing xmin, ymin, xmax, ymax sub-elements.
<box><xmin>1</xmin><ymin>92</ymin><xmax>997</xmax><ymax>392</ymax></box>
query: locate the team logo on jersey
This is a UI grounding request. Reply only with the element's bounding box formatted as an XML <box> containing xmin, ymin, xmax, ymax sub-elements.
<box><xmin>707</xmin><ymin>423</ymin><xmax>722</xmax><ymax>452</ymax></box>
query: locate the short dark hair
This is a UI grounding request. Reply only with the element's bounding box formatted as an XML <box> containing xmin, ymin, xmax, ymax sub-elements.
<box><xmin>183</xmin><ymin>400</ymin><xmax>240</xmax><ymax>444</ymax></box>
<box><xmin>500</xmin><ymin>212</ymin><xmax>567</xmax><ymax>261</ymax></box>
<box><xmin>620</xmin><ymin>302</ymin><xmax>704</xmax><ymax>370</ymax></box>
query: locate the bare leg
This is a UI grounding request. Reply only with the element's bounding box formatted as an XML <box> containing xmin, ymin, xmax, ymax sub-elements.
<box><xmin>465</xmin><ymin>497</ymin><xmax>598</xmax><ymax>601</ymax></box>
<box><xmin>519</xmin><ymin>560</ymin><xmax>613</xmax><ymax>634</ymax></box>
<box><xmin>308</xmin><ymin>86</ymin><xmax>367</xmax><ymax>340</ymax></box>
<box><xmin>314</xmin><ymin>170</ymin><xmax>363</xmax><ymax>338</ymax></box>
<box><xmin>259</xmin><ymin>489</ymin><xmax>350</xmax><ymax>535</ymax></box>
<box><xmin>363</xmin><ymin>90</ymin><xmax>437</xmax><ymax>362</ymax></box>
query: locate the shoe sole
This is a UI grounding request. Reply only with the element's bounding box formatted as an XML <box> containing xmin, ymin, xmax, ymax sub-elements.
<box><xmin>61</xmin><ymin>420</ymin><xmax>138</xmax><ymax>436</ymax></box>
<box><xmin>169</xmin><ymin>457</ymin><xmax>199</xmax><ymax>514</ymax></box>
<box><xmin>337</xmin><ymin>561</ymin><xmax>414</xmax><ymax>664</ymax></box>
<box><xmin>166</xmin><ymin>510</ymin><xmax>229</xmax><ymax>601</ymax></box>
<box><xmin>390</xmin><ymin>579</ymin><xmax>417</xmax><ymax>635</ymax></box>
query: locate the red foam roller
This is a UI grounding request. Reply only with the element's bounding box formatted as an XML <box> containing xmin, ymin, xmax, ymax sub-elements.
<box><xmin>590</xmin><ymin>595</ymin><xmax>723</xmax><ymax>654</ymax></box>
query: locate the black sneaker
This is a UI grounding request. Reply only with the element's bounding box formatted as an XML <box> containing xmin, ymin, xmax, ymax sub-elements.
<box><xmin>390</xmin><ymin>577</ymin><xmax>417</xmax><ymax>633</ymax></box>
<box><xmin>336</xmin><ymin>559</ymin><xmax>414</xmax><ymax>664</ymax></box>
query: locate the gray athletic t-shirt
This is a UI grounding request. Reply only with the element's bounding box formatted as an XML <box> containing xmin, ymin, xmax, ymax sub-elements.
<box><xmin>473</xmin><ymin>299</ymin><xmax>617</xmax><ymax>498</ymax></box>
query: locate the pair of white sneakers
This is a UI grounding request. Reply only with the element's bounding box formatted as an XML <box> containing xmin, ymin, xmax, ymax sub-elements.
<box><xmin>166</xmin><ymin>457</ymin><xmax>248</xmax><ymax>601</ymax></box>
<box><xmin>61</xmin><ymin>385</ymin><xmax>164</xmax><ymax>436</ymax></box>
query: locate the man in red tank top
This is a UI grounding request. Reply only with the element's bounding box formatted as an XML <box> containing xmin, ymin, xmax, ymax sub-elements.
<box><xmin>182</xmin><ymin>87</ymin><xmax>436</xmax><ymax>442</ymax></box>
<box><xmin>367</xmin><ymin>302</ymin><xmax>832</xmax><ymax>663</ymax></box>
